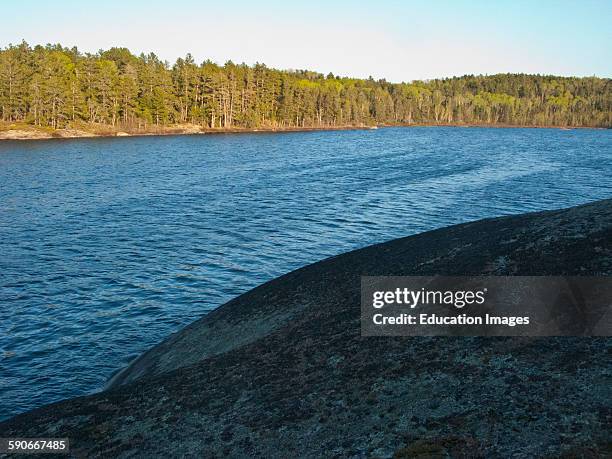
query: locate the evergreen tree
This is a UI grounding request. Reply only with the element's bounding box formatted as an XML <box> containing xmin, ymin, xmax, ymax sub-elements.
<box><xmin>0</xmin><ymin>42</ymin><xmax>610</xmax><ymax>130</ymax></box>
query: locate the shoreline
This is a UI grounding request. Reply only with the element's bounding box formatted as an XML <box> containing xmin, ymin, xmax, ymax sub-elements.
<box><xmin>0</xmin><ymin>125</ymin><xmax>371</xmax><ymax>141</ymax></box>
<box><xmin>0</xmin><ymin>122</ymin><xmax>606</xmax><ymax>141</ymax></box>
<box><xmin>1</xmin><ymin>199</ymin><xmax>610</xmax><ymax>457</ymax></box>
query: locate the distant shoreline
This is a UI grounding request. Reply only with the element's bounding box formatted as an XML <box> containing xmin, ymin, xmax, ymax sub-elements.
<box><xmin>0</xmin><ymin>122</ymin><xmax>606</xmax><ymax>141</ymax></box>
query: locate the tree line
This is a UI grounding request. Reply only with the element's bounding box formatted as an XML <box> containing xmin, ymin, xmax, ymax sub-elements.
<box><xmin>0</xmin><ymin>41</ymin><xmax>610</xmax><ymax>130</ymax></box>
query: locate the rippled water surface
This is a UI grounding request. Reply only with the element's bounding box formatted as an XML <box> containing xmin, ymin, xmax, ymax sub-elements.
<box><xmin>1</xmin><ymin>127</ymin><xmax>611</xmax><ymax>419</ymax></box>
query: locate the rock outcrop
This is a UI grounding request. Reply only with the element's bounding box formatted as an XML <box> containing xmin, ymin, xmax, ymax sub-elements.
<box><xmin>1</xmin><ymin>199</ymin><xmax>611</xmax><ymax>458</ymax></box>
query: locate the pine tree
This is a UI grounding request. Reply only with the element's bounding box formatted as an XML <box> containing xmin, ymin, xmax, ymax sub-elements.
<box><xmin>0</xmin><ymin>42</ymin><xmax>610</xmax><ymax>130</ymax></box>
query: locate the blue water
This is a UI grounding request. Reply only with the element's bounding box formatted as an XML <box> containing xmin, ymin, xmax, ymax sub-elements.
<box><xmin>1</xmin><ymin>127</ymin><xmax>611</xmax><ymax>420</ymax></box>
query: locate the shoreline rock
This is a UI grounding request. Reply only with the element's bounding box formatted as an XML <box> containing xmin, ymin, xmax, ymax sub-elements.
<box><xmin>0</xmin><ymin>123</ymin><xmax>605</xmax><ymax>141</ymax></box>
<box><xmin>1</xmin><ymin>199</ymin><xmax>611</xmax><ymax>457</ymax></box>
<box><xmin>0</xmin><ymin>124</ymin><xmax>371</xmax><ymax>141</ymax></box>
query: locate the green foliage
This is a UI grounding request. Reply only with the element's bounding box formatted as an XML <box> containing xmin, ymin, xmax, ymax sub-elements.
<box><xmin>0</xmin><ymin>42</ymin><xmax>610</xmax><ymax>129</ymax></box>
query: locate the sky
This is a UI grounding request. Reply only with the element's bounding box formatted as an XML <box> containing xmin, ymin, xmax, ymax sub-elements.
<box><xmin>2</xmin><ymin>0</ymin><xmax>610</xmax><ymax>82</ymax></box>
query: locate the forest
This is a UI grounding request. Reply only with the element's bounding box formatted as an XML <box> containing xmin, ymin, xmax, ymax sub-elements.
<box><xmin>0</xmin><ymin>41</ymin><xmax>610</xmax><ymax>131</ymax></box>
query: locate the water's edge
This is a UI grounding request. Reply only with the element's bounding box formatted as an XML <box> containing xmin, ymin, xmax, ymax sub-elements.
<box><xmin>2</xmin><ymin>198</ymin><xmax>610</xmax><ymax>458</ymax></box>
<box><xmin>1</xmin><ymin>123</ymin><xmax>605</xmax><ymax>142</ymax></box>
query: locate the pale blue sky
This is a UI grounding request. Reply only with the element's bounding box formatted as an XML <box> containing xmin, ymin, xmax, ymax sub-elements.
<box><xmin>2</xmin><ymin>0</ymin><xmax>610</xmax><ymax>81</ymax></box>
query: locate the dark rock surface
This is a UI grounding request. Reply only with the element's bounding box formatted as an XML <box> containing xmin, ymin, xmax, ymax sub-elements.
<box><xmin>1</xmin><ymin>199</ymin><xmax>611</xmax><ymax>458</ymax></box>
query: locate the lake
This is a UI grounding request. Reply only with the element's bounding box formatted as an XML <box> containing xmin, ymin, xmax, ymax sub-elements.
<box><xmin>1</xmin><ymin>126</ymin><xmax>611</xmax><ymax>420</ymax></box>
